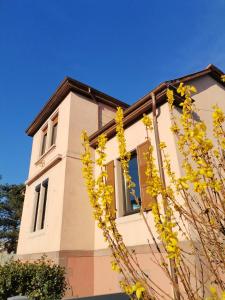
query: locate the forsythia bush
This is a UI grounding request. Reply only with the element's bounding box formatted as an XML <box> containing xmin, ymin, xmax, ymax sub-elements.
<box><xmin>81</xmin><ymin>76</ymin><xmax>225</xmax><ymax>300</ymax></box>
<box><xmin>0</xmin><ymin>257</ymin><xmax>67</xmax><ymax>299</ymax></box>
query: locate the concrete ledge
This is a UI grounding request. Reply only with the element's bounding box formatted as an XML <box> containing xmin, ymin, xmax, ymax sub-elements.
<box><xmin>25</xmin><ymin>154</ymin><xmax>62</xmax><ymax>186</ymax></box>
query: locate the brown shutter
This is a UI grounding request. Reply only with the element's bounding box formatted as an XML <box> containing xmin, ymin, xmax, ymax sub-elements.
<box><xmin>137</xmin><ymin>140</ymin><xmax>156</xmax><ymax>211</ymax></box>
<box><xmin>105</xmin><ymin>160</ymin><xmax>116</xmax><ymax>218</ymax></box>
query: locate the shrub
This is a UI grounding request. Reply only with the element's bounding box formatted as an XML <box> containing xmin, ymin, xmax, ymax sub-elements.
<box><xmin>0</xmin><ymin>256</ymin><xmax>67</xmax><ymax>299</ymax></box>
<box><xmin>0</xmin><ymin>251</ymin><xmax>14</xmax><ymax>266</ymax></box>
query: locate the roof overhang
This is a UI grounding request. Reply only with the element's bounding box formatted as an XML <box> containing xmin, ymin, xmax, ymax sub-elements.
<box><xmin>89</xmin><ymin>86</ymin><xmax>185</xmax><ymax>148</ymax></box>
<box><xmin>26</xmin><ymin>77</ymin><xmax>129</xmax><ymax>137</ymax></box>
<box><xmin>89</xmin><ymin>64</ymin><xmax>225</xmax><ymax>148</ymax></box>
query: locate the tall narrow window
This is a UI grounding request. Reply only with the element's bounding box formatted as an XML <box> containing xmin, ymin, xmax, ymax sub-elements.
<box><xmin>33</xmin><ymin>184</ymin><xmax>41</xmax><ymax>232</ymax></box>
<box><xmin>123</xmin><ymin>152</ymin><xmax>141</xmax><ymax>215</ymax></box>
<box><xmin>41</xmin><ymin>179</ymin><xmax>49</xmax><ymax>229</ymax></box>
<box><xmin>41</xmin><ymin>126</ymin><xmax>48</xmax><ymax>155</ymax></box>
<box><xmin>51</xmin><ymin>115</ymin><xmax>58</xmax><ymax>146</ymax></box>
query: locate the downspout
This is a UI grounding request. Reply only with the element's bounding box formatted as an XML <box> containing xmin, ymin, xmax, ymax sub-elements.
<box><xmin>151</xmin><ymin>92</ymin><xmax>167</xmax><ymax>190</ymax></box>
<box><xmin>151</xmin><ymin>92</ymin><xmax>180</xmax><ymax>300</ymax></box>
<box><xmin>88</xmin><ymin>87</ymin><xmax>101</xmax><ymax>130</ymax></box>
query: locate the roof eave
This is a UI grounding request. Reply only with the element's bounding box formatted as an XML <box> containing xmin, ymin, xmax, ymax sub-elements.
<box><xmin>89</xmin><ymin>89</ymin><xmax>184</xmax><ymax>148</ymax></box>
<box><xmin>26</xmin><ymin>77</ymin><xmax>129</xmax><ymax>137</ymax></box>
<box><xmin>89</xmin><ymin>64</ymin><xmax>225</xmax><ymax>148</ymax></box>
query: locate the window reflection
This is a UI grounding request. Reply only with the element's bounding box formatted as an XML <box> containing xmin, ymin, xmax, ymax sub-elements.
<box><xmin>122</xmin><ymin>152</ymin><xmax>141</xmax><ymax>214</ymax></box>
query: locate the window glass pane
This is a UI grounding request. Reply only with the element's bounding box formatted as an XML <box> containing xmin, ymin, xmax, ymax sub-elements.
<box><xmin>41</xmin><ymin>180</ymin><xmax>48</xmax><ymax>229</ymax></box>
<box><xmin>41</xmin><ymin>133</ymin><xmax>47</xmax><ymax>155</ymax></box>
<box><xmin>51</xmin><ymin>123</ymin><xmax>58</xmax><ymax>145</ymax></box>
<box><xmin>122</xmin><ymin>153</ymin><xmax>141</xmax><ymax>214</ymax></box>
<box><xmin>129</xmin><ymin>154</ymin><xmax>141</xmax><ymax>211</ymax></box>
<box><xmin>33</xmin><ymin>185</ymin><xmax>41</xmax><ymax>232</ymax></box>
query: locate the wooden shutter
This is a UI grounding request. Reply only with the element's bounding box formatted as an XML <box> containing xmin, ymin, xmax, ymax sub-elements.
<box><xmin>137</xmin><ymin>140</ymin><xmax>156</xmax><ymax>211</ymax></box>
<box><xmin>106</xmin><ymin>160</ymin><xmax>116</xmax><ymax>218</ymax></box>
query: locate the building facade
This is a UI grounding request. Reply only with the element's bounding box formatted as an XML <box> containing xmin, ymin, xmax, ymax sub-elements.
<box><xmin>17</xmin><ymin>65</ymin><xmax>225</xmax><ymax>298</ymax></box>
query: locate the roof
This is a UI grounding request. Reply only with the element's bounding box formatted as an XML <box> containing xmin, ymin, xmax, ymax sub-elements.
<box><xmin>89</xmin><ymin>64</ymin><xmax>225</xmax><ymax>147</ymax></box>
<box><xmin>26</xmin><ymin>77</ymin><xmax>130</xmax><ymax>137</ymax></box>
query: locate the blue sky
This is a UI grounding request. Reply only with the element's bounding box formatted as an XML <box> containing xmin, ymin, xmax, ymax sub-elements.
<box><xmin>0</xmin><ymin>0</ymin><xmax>225</xmax><ymax>184</ymax></box>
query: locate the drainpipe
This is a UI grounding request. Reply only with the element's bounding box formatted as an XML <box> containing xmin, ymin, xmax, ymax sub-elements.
<box><xmin>151</xmin><ymin>92</ymin><xmax>167</xmax><ymax>191</ymax></box>
<box><xmin>88</xmin><ymin>87</ymin><xmax>101</xmax><ymax>130</ymax></box>
<box><xmin>151</xmin><ymin>92</ymin><xmax>180</xmax><ymax>300</ymax></box>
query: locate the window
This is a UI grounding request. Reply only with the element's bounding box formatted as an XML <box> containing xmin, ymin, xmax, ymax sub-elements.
<box><xmin>122</xmin><ymin>152</ymin><xmax>141</xmax><ymax>215</ymax></box>
<box><xmin>40</xmin><ymin>179</ymin><xmax>48</xmax><ymax>229</ymax></box>
<box><xmin>33</xmin><ymin>184</ymin><xmax>41</xmax><ymax>232</ymax></box>
<box><xmin>32</xmin><ymin>179</ymin><xmax>49</xmax><ymax>232</ymax></box>
<box><xmin>41</xmin><ymin>126</ymin><xmax>48</xmax><ymax>155</ymax></box>
<box><xmin>51</xmin><ymin>115</ymin><xmax>58</xmax><ymax>146</ymax></box>
<box><xmin>39</xmin><ymin>113</ymin><xmax>58</xmax><ymax>157</ymax></box>
<box><xmin>115</xmin><ymin>141</ymin><xmax>154</xmax><ymax>217</ymax></box>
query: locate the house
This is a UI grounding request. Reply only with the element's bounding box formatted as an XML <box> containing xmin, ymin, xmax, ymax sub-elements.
<box><xmin>17</xmin><ymin>64</ymin><xmax>225</xmax><ymax>298</ymax></box>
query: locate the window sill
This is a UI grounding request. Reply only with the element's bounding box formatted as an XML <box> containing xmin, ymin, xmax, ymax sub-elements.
<box><xmin>29</xmin><ymin>228</ymin><xmax>46</xmax><ymax>238</ymax></box>
<box><xmin>116</xmin><ymin>212</ymin><xmax>142</xmax><ymax>224</ymax></box>
<box><xmin>35</xmin><ymin>144</ymin><xmax>56</xmax><ymax>165</ymax></box>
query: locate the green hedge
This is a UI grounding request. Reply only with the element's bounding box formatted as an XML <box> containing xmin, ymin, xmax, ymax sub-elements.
<box><xmin>0</xmin><ymin>257</ymin><xmax>67</xmax><ymax>299</ymax></box>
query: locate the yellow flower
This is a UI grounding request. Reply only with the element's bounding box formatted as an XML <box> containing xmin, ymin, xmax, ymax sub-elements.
<box><xmin>159</xmin><ymin>142</ymin><xmax>166</xmax><ymax>149</ymax></box>
<box><xmin>120</xmin><ymin>281</ymin><xmax>133</xmax><ymax>295</ymax></box>
<box><xmin>221</xmin><ymin>74</ymin><xmax>225</xmax><ymax>82</ymax></box>
<box><xmin>142</xmin><ymin>114</ymin><xmax>153</xmax><ymax>130</ymax></box>
<box><xmin>221</xmin><ymin>138</ymin><xmax>225</xmax><ymax>149</ymax></box>
<box><xmin>167</xmin><ymin>88</ymin><xmax>174</xmax><ymax>108</ymax></box>
<box><xmin>209</xmin><ymin>286</ymin><xmax>217</xmax><ymax>295</ymax></box>
<box><xmin>111</xmin><ymin>261</ymin><xmax>121</xmax><ymax>273</ymax></box>
<box><xmin>170</xmin><ymin>123</ymin><xmax>180</xmax><ymax>134</ymax></box>
<box><xmin>193</xmin><ymin>181</ymin><xmax>206</xmax><ymax>194</ymax></box>
<box><xmin>211</xmin><ymin>180</ymin><xmax>222</xmax><ymax>192</ymax></box>
<box><xmin>177</xmin><ymin>83</ymin><xmax>186</xmax><ymax>96</ymax></box>
<box><xmin>177</xmin><ymin>82</ymin><xmax>197</xmax><ymax>97</ymax></box>
<box><xmin>132</xmin><ymin>282</ymin><xmax>145</xmax><ymax>299</ymax></box>
<box><xmin>177</xmin><ymin>178</ymin><xmax>189</xmax><ymax>190</ymax></box>
<box><xmin>212</xmin><ymin>106</ymin><xmax>225</xmax><ymax>121</ymax></box>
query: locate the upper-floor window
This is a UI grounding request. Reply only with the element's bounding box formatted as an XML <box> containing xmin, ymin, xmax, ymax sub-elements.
<box><xmin>51</xmin><ymin>114</ymin><xmax>58</xmax><ymax>146</ymax></box>
<box><xmin>39</xmin><ymin>113</ymin><xmax>58</xmax><ymax>157</ymax></box>
<box><xmin>41</xmin><ymin>126</ymin><xmax>48</xmax><ymax>155</ymax></box>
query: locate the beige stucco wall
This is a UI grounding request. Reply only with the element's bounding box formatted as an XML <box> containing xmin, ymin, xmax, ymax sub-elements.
<box><xmin>17</xmin><ymin>93</ymin><xmax>72</xmax><ymax>255</ymax></box>
<box><xmin>17</xmin><ymin>91</ymin><xmax>118</xmax><ymax>256</ymax></box>
<box><xmin>93</xmin><ymin>75</ymin><xmax>225</xmax><ymax>251</ymax></box>
<box><xmin>28</xmin><ymin>94</ymin><xmax>71</xmax><ymax>179</ymax></box>
<box><xmin>171</xmin><ymin>75</ymin><xmax>225</xmax><ymax>178</ymax></box>
<box><xmin>17</xmin><ymin>160</ymin><xmax>66</xmax><ymax>254</ymax></box>
<box><xmin>60</xmin><ymin>93</ymin><xmax>99</xmax><ymax>251</ymax></box>
<box><xmin>100</xmin><ymin>103</ymin><xmax>117</xmax><ymax>127</ymax></box>
<box><xmin>190</xmin><ymin>75</ymin><xmax>225</xmax><ymax>135</ymax></box>
<box><xmin>59</xmin><ymin>93</ymin><xmax>120</xmax><ymax>251</ymax></box>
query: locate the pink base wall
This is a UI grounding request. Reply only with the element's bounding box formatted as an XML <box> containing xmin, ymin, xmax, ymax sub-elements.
<box><xmin>64</xmin><ymin>252</ymin><xmax>172</xmax><ymax>299</ymax></box>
